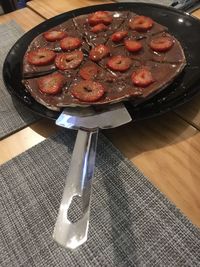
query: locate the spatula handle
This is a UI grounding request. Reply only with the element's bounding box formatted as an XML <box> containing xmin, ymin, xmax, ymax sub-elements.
<box><xmin>53</xmin><ymin>128</ymin><xmax>98</xmax><ymax>250</ymax></box>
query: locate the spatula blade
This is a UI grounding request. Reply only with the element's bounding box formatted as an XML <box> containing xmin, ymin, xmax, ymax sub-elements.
<box><xmin>56</xmin><ymin>103</ymin><xmax>132</xmax><ymax>130</ymax></box>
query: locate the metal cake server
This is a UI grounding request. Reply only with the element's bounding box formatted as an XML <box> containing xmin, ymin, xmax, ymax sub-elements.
<box><xmin>53</xmin><ymin>103</ymin><xmax>132</xmax><ymax>250</ymax></box>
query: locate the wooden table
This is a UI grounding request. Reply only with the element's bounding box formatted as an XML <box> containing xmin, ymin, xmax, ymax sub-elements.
<box><xmin>1</xmin><ymin>1</ymin><xmax>200</xmax><ymax>227</ymax></box>
<box><xmin>28</xmin><ymin>0</ymin><xmax>112</xmax><ymax>19</ymax></box>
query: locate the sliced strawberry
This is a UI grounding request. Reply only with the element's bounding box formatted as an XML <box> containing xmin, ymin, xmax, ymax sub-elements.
<box><xmin>111</xmin><ymin>31</ymin><xmax>128</xmax><ymax>42</ymax></box>
<box><xmin>88</xmin><ymin>11</ymin><xmax>112</xmax><ymax>26</ymax></box>
<box><xmin>107</xmin><ymin>55</ymin><xmax>132</xmax><ymax>72</ymax></box>
<box><xmin>71</xmin><ymin>80</ymin><xmax>105</xmax><ymax>102</ymax></box>
<box><xmin>43</xmin><ymin>31</ymin><xmax>67</xmax><ymax>42</ymax></box>
<box><xmin>91</xmin><ymin>23</ymin><xmax>108</xmax><ymax>33</ymax></box>
<box><xmin>89</xmin><ymin>45</ymin><xmax>110</xmax><ymax>62</ymax></box>
<box><xmin>55</xmin><ymin>51</ymin><xmax>84</xmax><ymax>70</ymax></box>
<box><xmin>38</xmin><ymin>73</ymin><xmax>66</xmax><ymax>95</ymax></box>
<box><xmin>129</xmin><ymin>16</ymin><xmax>153</xmax><ymax>31</ymax></box>
<box><xmin>149</xmin><ymin>36</ymin><xmax>174</xmax><ymax>52</ymax></box>
<box><xmin>60</xmin><ymin>37</ymin><xmax>82</xmax><ymax>51</ymax></box>
<box><xmin>27</xmin><ymin>48</ymin><xmax>56</xmax><ymax>66</ymax></box>
<box><xmin>131</xmin><ymin>68</ymin><xmax>154</xmax><ymax>87</ymax></box>
<box><xmin>124</xmin><ymin>39</ymin><xmax>142</xmax><ymax>52</ymax></box>
<box><xmin>79</xmin><ymin>64</ymin><xmax>98</xmax><ymax>80</ymax></box>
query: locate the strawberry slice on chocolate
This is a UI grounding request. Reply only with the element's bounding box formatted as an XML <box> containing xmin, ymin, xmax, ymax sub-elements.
<box><xmin>91</xmin><ymin>23</ymin><xmax>108</xmax><ymax>33</ymax></box>
<box><xmin>89</xmin><ymin>45</ymin><xmax>110</xmax><ymax>62</ymax></box>
<box><xmin>79</xmin><ymin>64</ymin><xmax>98</xmax><ymax>80</ymax></box>
<box><xmin>27</xmin><ymin>48</ymin><xmax>56</xmax><ymax>66</ymax></box>
<box><xmin>149</xmin><ymin>36</ymin><xmax>174</xmax><ymax>52</ymax></box>
<box><xmin>74</xmin><ymin>12</ymin><xmax>129</xmax><ymax>47</ymax></box>
<box><xmin>55</xmin><ymin>51</ymin><xmax>84</xmax><ymax>70</ymax></box>
<box><xmin>129</xmin><ymin>15</ymin><xmax>154</xmax><ymax>32</ymax></box>
<box><xmin>71</xmin><ymin>80</ymin><xmax>105</xmax><ymax>102</ymax></box>
<box><xmin>107</xmin><ymin>55</ymin><xmax>132</xmax><ymax>72</ymax></box>
<box><xmin>43</xmin><ymin>31</ymin><xmax>67</xmax><ymax>42</ymax></box>
<box><xmin>111</xmin><ymin>31</ymin><xmax>128</xmax><ymax>42</ymax></box>
<box><xmin>38</xmin><ymin>72</ymin><xmax>66</xmax><ymax>95</ymax></box>
<box><xmin>60</xmin><ymin>37</ymin><xmax>82</xmax><ymax>51</ymax></box>
<box><xmin>88</xmin><ymin>11</ymin><xmax>112</xmax><ymax>26</ymax></box>
<box><xmin>131</xmin><ymin>68</ymin><xmax>155</xmax><ymax>87</ymax></box>
<box><xmin>124</xmin><ymin>39</ymin><xmax>142</xmax><ymax>52</ymax></box>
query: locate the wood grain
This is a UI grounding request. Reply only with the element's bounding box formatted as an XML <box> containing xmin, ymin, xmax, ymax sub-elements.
<box><xmin>0</xmin><ymin>7</ymin><xmax>44</xmax><ymax>31</ymax></box>
<box><xmin>105</xmin><ymin>112</ymin><xmax>200</xmax><ymax>226</ymax></box>
<box><xmin>27</xmin><ymin>0</ymin><xmax>112</xmax><ymax>19</ymax></box>
<box><xmin>192</xmin><ymin>9</ymin><xmax>200</xmax><ymax>18</ymax></box>
<box><xmin>0</xmin><ymin>119</ymin><xmax>59</xmax><ymax>165</ymax></box>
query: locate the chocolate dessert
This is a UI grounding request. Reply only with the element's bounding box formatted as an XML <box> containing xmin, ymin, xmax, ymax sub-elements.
<box><xmin>23</xmin><ymin>11</ymin><xmax>186</xmax><ymax>110</ymax></box>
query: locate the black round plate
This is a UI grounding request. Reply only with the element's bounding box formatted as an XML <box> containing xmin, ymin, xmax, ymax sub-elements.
<box><xmin>3</xmin><ymin>3</ymin><xmax>200</xmax><ymax>121</ymax></box>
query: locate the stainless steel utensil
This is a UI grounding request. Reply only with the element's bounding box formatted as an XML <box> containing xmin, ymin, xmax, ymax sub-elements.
<box><xmin>53</xmin><ymin>103</ymin><xmax>132</xmax><ymax>250</ymax></box>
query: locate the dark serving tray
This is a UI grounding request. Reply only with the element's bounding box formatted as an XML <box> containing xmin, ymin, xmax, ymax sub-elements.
<box><xmin>3</xmin><ymin>3</ymin><xmax>200</xmax><ymax>121</ymax></box>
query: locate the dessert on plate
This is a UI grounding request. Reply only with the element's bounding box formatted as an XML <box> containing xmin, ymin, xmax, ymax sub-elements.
<box><xmin>23</xmin><ymin>10</ymin><xmax>186</xmax><ymax>110</ymax></box>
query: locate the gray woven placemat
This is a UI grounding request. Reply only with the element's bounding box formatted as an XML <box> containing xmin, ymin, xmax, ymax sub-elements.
<box><xmin>0</xmin><ymin>21</ymin><xmax>39</xmax><ymax>140</ymax></box>
<box><xmin>0</xmin><ymin>130</ymin><xmax>200</xmax><ymax>266</ymax></box>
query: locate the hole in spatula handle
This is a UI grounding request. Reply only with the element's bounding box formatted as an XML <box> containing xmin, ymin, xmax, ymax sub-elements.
<box><xmin>67</xmin><ymin>195</ymin><xmax>84</xmax><ymax>223</ymax></box>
